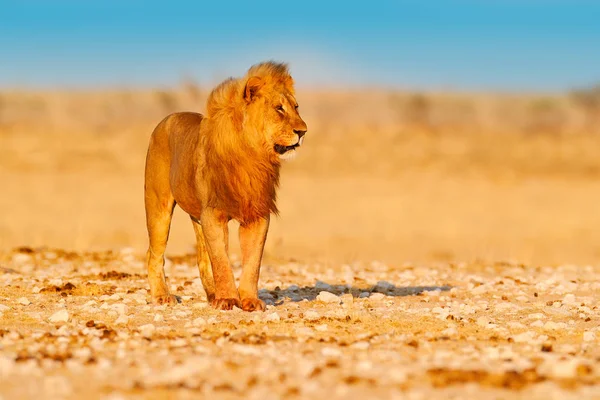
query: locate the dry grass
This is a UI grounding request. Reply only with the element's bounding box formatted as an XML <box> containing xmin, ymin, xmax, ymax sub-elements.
<box><xmin>1</xmin><ymin>87</ymin><xmax>600</xmax><ymax>265</ymax></box>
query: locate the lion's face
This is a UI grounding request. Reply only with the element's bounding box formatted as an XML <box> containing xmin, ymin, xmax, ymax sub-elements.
<box><xmin>244</xmin><ymin>76</ymin><xmax>308</xmax><ymax>161</ymax></box>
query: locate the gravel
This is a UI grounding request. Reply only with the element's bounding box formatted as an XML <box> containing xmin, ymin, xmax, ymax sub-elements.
<box><xmin>0</xmin><ymin>248</ymin><xmax>599</xmax><ymax>399</ymax></box>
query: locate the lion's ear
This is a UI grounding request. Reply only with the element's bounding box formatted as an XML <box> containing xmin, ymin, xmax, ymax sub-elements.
<box><xmin>244</xmin><ymin>76</ymin><xmax>264</xmax><ymax>103</ymax></box>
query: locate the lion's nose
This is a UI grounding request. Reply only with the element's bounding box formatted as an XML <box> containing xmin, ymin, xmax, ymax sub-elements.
<box><xmin>294</xmin><ymin>129</ymin><xmax>306</xmax><ymax>139</ymax></box>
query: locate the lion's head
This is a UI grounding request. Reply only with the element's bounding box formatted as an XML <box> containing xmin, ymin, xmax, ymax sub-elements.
<box><xmin>206</xmin><ymin>62</ymin><xmax>307</xmax><ymax>163</ymax></box>
<box><xmin>242</xmin><ymin>62</ymin><xmax>308</xmax><ymax>161</ymax></box>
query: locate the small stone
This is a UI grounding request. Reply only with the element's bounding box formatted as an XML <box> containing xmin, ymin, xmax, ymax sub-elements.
<box><xmin>442</xmin><ymin>327</ymin><xmax>458</xmax><ymax>336</ymax></box>
<box><xmin>374</xmin><ymin>281</ymin><xmax>395</xmax><ymax>292</ymax></box>
<box><xmin>140</xmin><ymin>324</ymin><xmax>155</xmax><ymax>338</ymax></box>
<box><xmin>192</xmin><ymin>317</ymin><xmax>206</xmax><ymax>327</ymax></box>
<box><xmin>513</xmin><ymin>331</ymin><xmax>536</xmax><ymax>343</ymax></box>
<box><xmin>359</xmin><ymin>292</ymin><xmax>370</xmax><ymax>298</ymax></box>
<box><xmin>153</xmin><ymin>314</ymin><xmax>164</xmax><ymax>322</ymax></box>
<box><xmin>18</xmin><ymin>297</ymin><xmax>31</xmax><ymax>306</ymax></box>
<box><xmin>49</xmin><ymin>309</ymin><xmax>70</xmax><ymax>323</ymax></box>
<box><xmin>304</xmin><ymin>310</ymin><xmax>320</xmax><ymax>321</ymax></box>
<box><xmin>321</xmin><ymin>347</ymin><xmax>341</xmax><ymax>357</ymax></box>
<box><xmin>315</xmin><ymin>281</ymin><xmax>332</xmax><ymax>291</ymax></box>
<box><xmin>115</xmin><ymin>315</ymin><xmax>129</xmax><ymax>325</ymax></box>
<box><xmin>351</xmin><ymin>341</ymin><xmax>370</xmax><ymax>350</ymax></box>
<box><xmin>316</xmin><ymin>291</ymin><xmax>340</xmax><ymax>303</ymax></box>
<box><xmin>0</xmin><ymin>304</ymin><xmax>11</xmax><ymax>312</ymax></box>
<box><xmin>369</xmin><ymin>293</ymin><xmax>385</xmax><ymax>300</ymax></box>
<box><xmin>563</xmin><ymin>294</ymin><xmax>576</xmax><ymax>305</ymax></box>
<box><xmin>265</xmin><ymin>312</ymin><xmax>281</xmax><ymax>322</ymax></box>
<box><xmin>315</xmin><ymin>324</ymin><xmax>328</xmax><ymax>332</ymax></box>
<box><xmin>111</xmin><ymin>303</ymin><xmax>128</xmax><ymax>315</ymax></box>
<box><xmin>340</xmin><ymin>294</ymin><xmax>354</xmax><ymax>306</ymax></box>
<box><xmin>583</xmin><ymin>331</ymin><xmax>596</xmax><ymax>342</ymax></box>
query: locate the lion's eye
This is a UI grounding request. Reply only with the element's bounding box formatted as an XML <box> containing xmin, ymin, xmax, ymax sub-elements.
<box><xmin>276</xmin><ymin>105</ymin><xmax>284</xmax><ymax>113</ymax></box>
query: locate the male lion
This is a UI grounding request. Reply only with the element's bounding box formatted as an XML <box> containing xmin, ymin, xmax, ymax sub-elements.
<box><xmin>144</xmin><ymin>62</ymin><xmax>307</xmax><ymax>311</ymax></box>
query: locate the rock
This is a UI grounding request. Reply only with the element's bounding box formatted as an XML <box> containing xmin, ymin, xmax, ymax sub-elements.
<box><xmin>265</xmin><ymin>312</ymin><xmax>280</xmax><ymax>322</ymax></box>
<box><xmin>304</xmin><ymin>310</ymin><xmax>320</xmax><ymax>321</ymax></box>
<box><xmin>359</xmin><ymin>292</ymin><xmax>370</xmax><ymax>298</ymax></box>
<box><xmin>111</xmin><ymin>303</ymin><xmax>128</xmax><ymax>315</ymax></box>
<box><xmin>18</xmin><ymin>297</ymin><xmax>31</xmax><ymax>306</ymax></box>
<box><xmin>316</xmin><ymin>291</ymin><xmax>340</xmax><ymax>303</ymax></box>
<box><xmin>49</xmin><ymin>309</ymin><xmax>70</xmax><ymax>323</ymax></box>
<box><xmin>192</xmin><ymin>317</ymin><xmax>206</xmax><ymax>327</ymax></box>
<box><xmin>0</xmin><ymin>304</ymin><xmax>10</xmax><ymax>312</ymax></box>
<box><xmin>153</xmin><ymin>314</ymin><xmax>164</xmax><ymax>322</ymax></box>
<box><xmin>340</xmin><ymin>294</ymin><xmax>354</xmax><ymax>306</ymax></box>
<box><xmin>115</xmin><ymin>315</ymin><xmax>129</xmax><ymax>325</ymax></box>
<box><xmin>140</xmin><ymin>324</ymin><xmax>155</xmax><ymax>338</ymax></box>
<box><xmin>321</xmin><ymin>347</ymin><xmax>341</xmax><ymax>357</ymax></box>
<box><xmin>563</xmin><ymin>293</ymin><xmax>576</xmax><ymax>305</ymax></box>
<box><xmin>369</xmin><ymin>293</ymin><xmax>386</xmax><ymax>300</ymax></box>
<box><xmin>374</xmin><ymin>281</ymin><xmax>395</xmax><ymax>292</ymax></box>
<box><xmin>583</xmin><ymin>331</ymin><xmax>596</xmax><ymax>342</ymax></box>
<box><xmin>351</xmin><ymin>341</ymin><xmax>370</xmax><ymax>350</ymax></box>
<box><xmin>315</xmin><ymin>281</ymin><xmax>332</xmax><ymax>291</ymax></box>
<box><xmin>513</xmin><ymin>331</ymin><xmax>536</xmax><ymax>343</ymax></box>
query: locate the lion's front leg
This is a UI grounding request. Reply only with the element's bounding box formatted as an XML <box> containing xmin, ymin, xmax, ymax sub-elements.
<box><xmin>238</xmin><ymin>216</ymin><xmax>270</xmax><ymax>312</ymax></box>
<box><xmin>200</xmin><ymin>208</ymin><xmax>241</xmax><ymax>310</ymax></box>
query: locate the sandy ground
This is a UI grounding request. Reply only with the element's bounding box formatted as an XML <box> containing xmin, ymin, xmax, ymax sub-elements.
<box><xmin>1</xmin><ymin>88</ymin><xmax>600</xmax><ymax>398</ymax></box>
<box><xmin>1</xmin><ymin>248</ymin><xmax>600</xmax><ymax>400</ymax></box>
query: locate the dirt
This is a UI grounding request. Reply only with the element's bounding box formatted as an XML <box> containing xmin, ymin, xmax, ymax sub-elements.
<box><xmin>1</xmin><ymin>248</ymin><xmax>599</xmax><ymax>399</ymax></box>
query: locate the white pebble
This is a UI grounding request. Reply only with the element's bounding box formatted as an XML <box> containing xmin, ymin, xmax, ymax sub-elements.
<box><xmin>265</xmin><ymin>312</ymin><xmax>281</xmax><ymax>322</ymax></box>
<box><xmin>115</xmin><ymin>315</ymin><xmax>129</xmax><ymax>325</ymax></box>
<box><xmin>48</xmin><ymin>309</ymin><xmax>70</xmax><ymax>323</ymax></box>
<box><xmin>316</xmin><ymin>291</ymin><xmax>340</xmax><ymax>303</ymax></box>
<box><xmin>321</xmin><ymin>347</ymin><xmax>341</xmax><ymax>357</ymax></box>
<box><xmin>369</xmin><ymin>293</ymin><xmax>386</xmax><ymax>300</ymax></box>
<box><xmin>111</xmin><ymin>303</ymin><xmax>128</xmax><ymax>315</ymax></box>
<box><xmin>304</xmin><ymin>310</ymin><xmax>320</xmax><ymax>321</ymax></box>
<box><xmin>583</xmin><ymin>331</ymin><xmax>596</xmax><ymax>342</ymax></box>
<box><xmin>140</xmin><ymin>324</ymin><xmax>155</xmax><ymax>338</ymax></box>
<box><xmin>153</xmin><ymin>314</ymin><xmax>164</xmax><ymax>322</ymax></box>
<box><xmin>563</xmin><ymin>294</ymin><xmax>576</xmax><ymax>305</ymax></box>
<box><xmin>18</xmin><ymin>297</ymin><xmax>31</xmax><ymax>306</ymax></box>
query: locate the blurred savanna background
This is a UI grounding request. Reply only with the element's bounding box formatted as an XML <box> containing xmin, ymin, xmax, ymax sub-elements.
<box><xmin>1</xmin><ymin>1</ymin><xmax>600</xmax><ymax>266</ymax></box>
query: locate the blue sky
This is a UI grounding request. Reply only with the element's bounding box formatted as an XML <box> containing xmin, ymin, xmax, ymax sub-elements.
<box><xmin>1</xmin><ymin>1</ymin><xmax>599</xmax><ymax>91</ymax></box>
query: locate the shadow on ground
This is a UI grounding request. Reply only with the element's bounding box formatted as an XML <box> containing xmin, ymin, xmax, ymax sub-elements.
<box><xmin>259</xmin><ymin>280</ymin><xmax>451</xmax><ymax>304</ymax></box>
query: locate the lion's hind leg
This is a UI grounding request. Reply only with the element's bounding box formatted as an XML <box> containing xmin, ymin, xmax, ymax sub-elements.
<box><xmin>145</xmin><ymin>191</ymin><xmax>178</xmax><ymax>305</ymax></box>
<box><xmin>191</xmin><ymin>217</ymin><xmax>216</xmax><ymax>303</ymax></box>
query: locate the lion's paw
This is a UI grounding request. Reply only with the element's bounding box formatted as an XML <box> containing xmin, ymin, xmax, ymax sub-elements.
<box><xmin>211</xmin><ymin>298</ymin><xmax>242</xmax><ymax>310</ymax></box>
<box><xmin>241</xmin><ymin>298</ymin><xmax>266</xmax><ymax>312</ymax></box>
<box><xmin>152</xmin><ymin>294</ymin><xmax>180</xmax><ymax>305</ymax></box>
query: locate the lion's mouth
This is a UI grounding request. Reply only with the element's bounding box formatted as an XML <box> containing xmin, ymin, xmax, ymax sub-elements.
<box><xmin>274</xmin><ymin>143</ymin><xmax>299</xmax><ymax>154</ymax></box>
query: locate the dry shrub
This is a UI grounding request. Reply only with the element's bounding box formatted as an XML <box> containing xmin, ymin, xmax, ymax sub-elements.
<box><xmin>154</xmin><ymin>90</ymin><xmax>179</xmax><ymax>113</ymax></box>
<box><xmin>523</xmin><ymin>97</ymin><xmax>566</xmax><ymax>135</ymax></box>
<box><xmin>570</xmin><ymin>85</ymin><xmax>600</xmax><ymax>133</ymax></box>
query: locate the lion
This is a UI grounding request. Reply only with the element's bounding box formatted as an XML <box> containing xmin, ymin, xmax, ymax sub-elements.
<box><xmin>144</xmin><ymin>61</ymin><xmax>307</xmax><ymax>311</ymax></box>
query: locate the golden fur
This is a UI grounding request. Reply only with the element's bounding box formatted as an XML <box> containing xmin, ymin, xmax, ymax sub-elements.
<box><xmin>143</xmin><ymin>62</ymin><xmax>307</xmax><ymax>311</ymax></box>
